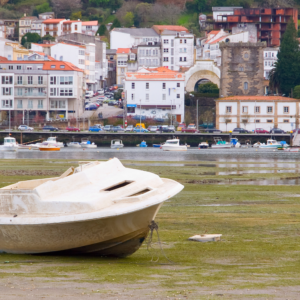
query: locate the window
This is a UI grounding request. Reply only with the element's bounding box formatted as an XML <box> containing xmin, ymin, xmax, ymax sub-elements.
<box><xmin>79</xmin><ymin>49</ymin><xmax>85</xmax><ymax>55</ymax></box>
<box><xmin>28</xmin><ymin>76</ymin><xmax>33</xmax><ymax>85</ymax></box>
<box><xmin>180</xmin><ymin>39</ymin><xmax>182</xmax><ymax>44</ymax></box>
<box><xmin>59</xmin><ymin>76</ymin><xmax>73</xmax><ymax>85</ymax></box>
<box><xmin>60</xmin><ymin>65</ymin><xmax>65</xmax><ymax>69</ymax></box>
<box><xmin>17</xmin><ymin>76</ymin><xmax>22</xmax><ymax>84</ymax></box>
<box><xmin>146</xmin><ymin>83</ymin><xmax>149</xmax><ymax>89</ymax></box>
<box><xmin>50</xmin><ymin>88</ymin><xmax>56</xmax><ymax>96</ymax></box>
<box><xmin>242</xmin><ymin>106</ymin><xmax>248</xmax><ymax>113</ymax></box>
<box><xmin>244</xmin><ymin>82</ymin><xmax>248</xmax><ymax>90</ymax></box>
<box><xmin>265</xmin><ymin>61</ymin><xmax>267</xmax><ymax>66</ymax></box>
<box><xmin>265</xmin><ymin>53</ymin><xmax>267</xmax><ymax>57</ymax></box>
<box><xmin>179</xmin><ymin>57</ymin><xmax>182</xmax><ymax>62</ymax></box>
<box><xmin>132</xmin><ymin>83</ymin><xmax>135</xmax><ymax>89</ymax></box>
<box><xmin>284</xmin><ymin>119</ymin><xmax>289</xmax><ymax>123</ymax></box>
<box><xmin>17</xmin><ymin>66</ymin><xmax>21</xmax><ymax>70</ymax></box>
<box><xmin>177</xmin><ymin>83</ymin><xmax>180</xmax><ymax>87</ymax></box>
<box><xmin>2</xmin><ymin>87</ymin><xmax>12</xmax><ymax>95</ymax></box>
<box><xmin>121</xmin><ymin>68</ymin><xmax>125</xmax><ymax>74</ymax></box>
<box><xmin>284</xmin><ymin>106</ymin><xmax>289</xmax><ymax>113</ymax></box>
<box><xmin>131</xmin><ymin>94</ymin><xmax>135</xmax><ymax>100</ymax></box>
<box><xmin>50</xmin><ymin>76</ymin><xmax>56</xmax><ymax>85</ymax></box>
<box><xmin>162</xmin><ymin>94</ymin><xmax>166</xmax><ymax>100</ymax></box>
<box><xmin>267</xmin><ymin>106</ymin><xmax>273</xmax><ymax>113</ymax></box>
<box><xmin>50</xmin><ymin>101</ymin><xmax>57</xmax><ymax>109</ymax></box>
<box><xmin>177</xmin><ymin>94</ymin><xmax>180</xmax><ymax>98</ymax></box>
<box><xmin>164</xmin><ymin>48</ymin><xmax>169</xmax><ymax>53</ymax></box>
<box><xmin>226</xmin><ymin>106</ymin><xmax>232</xmax><ymax>113</ymax></box>
<box><xmin>255</xmin><ymin>106</ymin><xmax>260</xmax><ymax>113</ymax></box>
<box><xmin>163</xmin><ymin>57</ymin><xmax>169</xmax><ymax>62</ymax></box>
<box><xmin>128</xmin><ymin>107</ymin><xmax>135</xmax><ymax>113</ymax></box>
<box><xmin>17</xmin><ymin>100</ymin><xmax>22</xmax><ymax>109</ymax></box>
<box><xmin>8</xmin><ymin>65</ymin><xmax>13</xmax><ymax>70</ymax></box>
<box><xmin>255</xmin><ymin>119</ymin><xmax>260</xmax><ymax>123</ymax></box>
<box><xmin>244</xmin><ymin>53</ymin><xmax>249</xmax><ymax>58</ymax></box>
<box><xmin>2</xmin><ymin>100</ymin><xmax>12</xmax><ymax>108</ymax></box>
<box><xmin>184</xmin><ymin>39</ymin><xmax>187</xmax><ymax>44</ymax></box>
<box><xmin>239</xmin><ymin>66</ymin><xmax>244</xmax><ymax>71</ymax></box>
<box><xmin>79</xmin><ymin>59</ymin><xmax>84</xmax><ymax>64</ymax></box>
<box><xmin>59</xmin><ymin>88</ymin><xmax>73</xmax><ymax>96</ymax></box>
<box><xmin>28</xmin><ymin>100</ymin><xmax>33</xmax><ymax>109</ymax></box>
<box><xmin>59</xmin><ymin>100</ymin><xmax>66</xmax><ymax>108</ymax></box>
<box><xmin>171</xmin><ymin>57</ymin><xmax>174</xmax><ymax>64</ymax></box>
<box><xmin>162</xmin><ymin>83</ymin><xmax>166</xmax><ymax>89</ymax></box>
<box><xmin>1</xmin><ymin>76</ymin><xmax>13</xmax><ymax>84</ymax></box>
<box><xmin>267</xmin><ymin>119</ymin><xmax>273</xmax><ymax>123</ymax></box>
<box><xmin>26</xmin><ymin>66</ymin><xmax>32</xmax><ymax>70</ymax></box>
<box><xmin>145</xmin><ymin>93</ymin><xmax>149</xmax><ymax>101</ymax></box>
<box><xmin>38</xmin><ymin>88</ymin><xmax>44</xmax><ymax>95</ymax></box>
<box><xmin>51</xmin><ymin>65</ymin><xmax>55</xmax><ymax>69</ymax></box>
<box><xmin>38</xmin><ymin>76</ymin><xmax>43</xmax><ymax>84</ymax></box>
<box><xmin>183</xmin><ymin>57</ymin><xmax>187</xmax><ymax>62</ymax></box>
<box><xmin>75</xmin><ymin>24</ymin><xmax>77</xmax><ymax>30</ymax></box>
<box><xmin>17</xmin><ymin>88</ymin><xmax>22</xmax><ymax>96</ymax></box>
<box><xmin>163</xmin><ymin>39</ymin><xmax>169</xmax><ymax>44</ymax></box>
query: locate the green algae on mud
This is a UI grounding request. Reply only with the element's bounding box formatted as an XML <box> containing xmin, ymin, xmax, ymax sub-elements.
<box><xmin>0</xmin><ymin>159</ymin><xmax>300</xmax><ymax>298</ymax></box>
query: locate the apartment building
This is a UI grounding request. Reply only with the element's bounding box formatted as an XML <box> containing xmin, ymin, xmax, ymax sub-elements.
<box><xmin>0</xmin><ymin>19</ymin><xmax>18</xmax><ymax>40</ymax></box>
<box><xmin>216</xmin><ymin>95</ymin><xmax>299</xmax><ymax>132</ymax></box>
<box><xmin>19</xmin><ymin>15</ymin><xmax>38</xmax><ymax>42</ymax></box>
<box><xmin>137</xmin><ymin>41</ymin><xmax>161</xmax><ymax>68</ymax></box>
<box><xmin>81</xmin><ymin>21</ymin><xmax>98</xmax><ymax>36</ymax></box>
<box><xmin>213</xmin><ymin>7</ymin><xmax>298</xmax><ymax>47</ymax></box>
<box><xmin>110</xmin><ymin>28</ymin><xmax>159</xmax><ymax>49</ymax></box>
<box><xmin>116</xmin><ymin>48</ymin><xmax>132</xmax><ymax>85</ymax></box>
<box><xmin>160</xmin><ymin>29</ymin><xmax>194</xmax><ymax>71</ymax></box>
<box><xmin>125</xmin><ymin>67</ymin><xmax>185</xmax><ymax>122</ymax></box>
<box><xmin>41</xmin><ymin>19</ymin><xmax>82</xmax><ymax>38</ymax></box>
<box><xmin>0</xmin><ymin>60</ymin><xmax>85</xmax><ymax>122</ymax></box>
<box><xmin>50</xmin><ymin>42</ymin><xmax>96</xmax><ymax>90</ymax></box>
<box><xmin>264</xmin><ymin>47</ymin><xmax>278</xmax><ymax>80</ymax></box>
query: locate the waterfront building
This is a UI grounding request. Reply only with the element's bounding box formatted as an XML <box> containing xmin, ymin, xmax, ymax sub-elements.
<box><xmin>0</xmin><ymin>60</ymin><xmax>85</xmax><ymax>123</ymax></box>
<box><xmin>215</xmin><ymin>95</ymin><xmax>299</xmax><ymax>132</ymax></box>
<box><xmin>124</xmin><ymin>67</ymin><xmax>185</xmax><ymax>122</ymax></box>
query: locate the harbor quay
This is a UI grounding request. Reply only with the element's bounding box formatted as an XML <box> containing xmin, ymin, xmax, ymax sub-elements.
<box><xmin>2</xmin><ymin>131</ymin><xmax>292</xmax><ymax>147</ymax></box>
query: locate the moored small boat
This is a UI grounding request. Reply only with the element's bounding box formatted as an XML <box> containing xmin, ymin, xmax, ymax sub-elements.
<box><xmin>111</xmin><ymin>139</ymin><xmax>124</xmax><ymax>149</ymax></box>
<box><xmin>38</xmin><ymin>142</ymin><xmax>60</xmax><ymax>151</ymax></box>
<box><xmin>259</xmin><ymin>139</ymin><xmax>288</xmax><ymax>149</ymax></box>
<box><xmin>81</xmin><ymin>138</ymin><xmax>97</xmax><ymax>149</ymax></box>
<box><xmin>67</xmin><ymin>142</ymin><xmax>81</xmax><ymax>148</ymax></box>
<box><xmin>161</xmin><ymin>139</ymin><xmax>187</xmax><ymax>151</ymax></box>
<box><xmin>0</xmin><ymin>137</ymin><xmax>18</xmax><ymax>152</ymax></box>
<box><xmin>198</xmin><ymin>142</ymin><xmax>209</xmax><ymax>149</ymax></box>
<box><xmin>211</xmin><ymin>137</ymin><xmax>231</xmax><ymax>149</ymax></box>
<box><xmin>139</xmin><ymin>141</ymin><xmax>147</xmax><ymax>147</ymax></box>
<box><xmin>0</xmin><ymin>159</ymin><xmax>184</xmax><ymax>256</ymax></box>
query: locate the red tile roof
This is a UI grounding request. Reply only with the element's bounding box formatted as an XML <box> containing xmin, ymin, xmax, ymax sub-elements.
<box><xmin>0</xmin><ymin>56</ymin><xmax>8</xmax><ymax>61</ymax></box>
<box><xmin>0</xmin><ymin>60</ymin><xmax>83</xmax><ymax>72</ymax></box>
<box><xmin>82</xmin><ymin>21</ymin><xmax>98</xmax><ymax>26</ymax></box>
<box><xmin>116</xmin><ymin>48</ymin><xmax>130</xmax><ymax>54</ymax></box>
<box><xmin>126</xmin><ymin>67</ymin><xmax>184</xmax><ymax>80</ymax></box>
<box><xmin>42</xmin><ymin>19</ymin><xmax>65</xmax><ymax>24</ymax></box>
<box><xmin>152</xmin><ymin>25</ymin><xmax>189</xmax><ymax>34</ymax></box>
<box><xmin>209</xmin><ymin>36</ymin><xmax>227</xmax><ymax>44</ymax></box>
<box><xmin>216</xmin><ymin>96</ymin><xmax>298</xmax><ymax>101</ymax></box>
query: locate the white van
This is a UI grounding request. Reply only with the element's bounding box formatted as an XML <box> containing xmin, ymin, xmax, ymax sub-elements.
<box><xmin>85</xmin><ymin>91</ymin><xmax>93</xmax><ymax>98</ymax></box>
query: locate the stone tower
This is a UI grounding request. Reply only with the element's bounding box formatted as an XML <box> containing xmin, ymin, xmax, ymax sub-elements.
<box><xmin>219</xmin><ymin>42</ymin><xmax>265</xmax><ymax>97</ymax></box>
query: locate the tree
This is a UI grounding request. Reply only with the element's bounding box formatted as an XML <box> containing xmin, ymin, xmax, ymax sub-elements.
<box><xmin>272</xmin><ymin>18</ymin><xmax>300</xmax><ymax>95</ymax></box>
<box><xmin>97</xmin><ymin>24</ymin><xmax>107</xmax><ymax>36</ymax></box>
<box><xmin>124</xmin><ymin>12</ymin><xmax>134</xmax><ymax>27</ymax></box>
<box><xmin>241</xmin><ymin>114</ymin><xmax>250</xmax><ymax>129</ymax></box>
<box><xmin>198</xmin><ymin>82</ymin><xmax>219</xmax><ymax>94</ymax></box>
<box><xmin>42</xmin><ymin>34</ymin><xmax>55</xmax><ymax>42</ymax></box>
<box><xmin>21</xmin><ymin>33</ymin><xmax>41</xmax><ymax>48</ymax></box>
<box><xmin>110</xmin><ymin>18</ymin><xmax>121</xmax><ymax>30</ymax></box>
<box><xmin>70</xmin><ymin>11</ymin><xmax>82</xmax><ymax>20</ymax></box>
<box><xmin>51</xmin><ymin>0</ymin><xmax>82</xmax><ymax>18</ymax></box>
<box><xmin>294</xmin><ymin>85</ymin><xmax>300</xmax><ymax>99</ymax></box>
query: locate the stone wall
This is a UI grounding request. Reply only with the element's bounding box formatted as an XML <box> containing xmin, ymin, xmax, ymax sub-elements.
<box><xmin>219</xmin><ymin>42</ymin><xmax>265</xmax><ymax>97</ymax></box>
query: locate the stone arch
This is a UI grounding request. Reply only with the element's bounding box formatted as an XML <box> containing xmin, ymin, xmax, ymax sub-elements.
<box><xmin>185</xmin><ymin>61</ymin><xmax>220</xmax><ymax>92</ymax></box>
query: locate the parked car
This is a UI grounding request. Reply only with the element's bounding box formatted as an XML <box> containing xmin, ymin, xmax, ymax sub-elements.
<box><xmin>66</xmin><ymin>126</ymin><xmax>80</xmax><ymax>132</ymax></box>
<box><xmin>85</xmin><ymin>91</ymin><xmax>93</xmax><ymax>98</ymax></box>
<box><xmin>103</xmin><ymin>125</ymin><xmax>113</xmax><ymax>131</ymax></box>
<box><xmin>85</xmin><ymin>103</ymin><xmax>97</xmax><ymax>110</ymax></box>
<box><xmin>112</xmin><ymin>126</ymin><xmax>125</xmax><ymax>132</ymax></box>
<box><xmin>177</xmin><ymin>123</ymin><xmax>186</xmax><ymax>131</ymax></box>
<box><xmin>97</xmin><ymin>89</ymin><xmax>104</xmax><ymax>95</ymax></box>
<box><xmin>89</xmin><ymin>126</ymin><xmax>102</xmax><ymax>132</ymax></box>
<box><xmin>94</xmin><ymin>124</ymin><xmax>104</xmax><ymax>130</ymax></box>
<box><xmin>181</xmin><ymin>124</ymin><xmax>198</xmax><ymax>133</ymax></box>
<box><xmin>108</xmin><ymin>100</ymin><xmax>118</xmax><ymax>106</ymax></box>
<box><xmin>93</xmin><ymin>91</ymin><xmax>99</xmax><ymax>97</ymax></box>
<box><xmin>18</xmin><ymin>125</ymin><xmax>33</xmax><ymax>131</ymax></box>
<box><xmin>125</xmin><ymin>125</ymin><xmax>134</xmax><ymax>132</ymax></box>
<box><xmin>42</xmin><ymin>125</ymin><xmax>60</xmax><ymax>132</ymax></box>
<box><xmin>168</xmin><ymin>125</ymin><xmax>175</xmax><ymax>132</ymax></box>
<box><xmin>148</xmin><ymin>125</ymin><xmax>158</xmax><ymax>132</ymax></box>
<box><xmin>204</xmin><ymin>128</ymin><xmax>222</xmax><ymax>133</ymax></box>
<box><xmin>156</xmin><ymin>125</ymin><xmax>174</xmax><ymax>133</ymax></box>
<box><xmin>254</xmin><ymin>128</ymin><xmax>269</xmax><ymax>134</ymax></box>
<box><xmin>232</xmin><ymin>128</ymin><xmax>250</xmax><ymax>133</ymax></box>
<box><xmin>133</xmin><ymin>127</ymin><xmax>149</xmax><ymax>133</ymax></box>
<box><xmin>270</xmin><ymin>128</ymin><xmax>286</xmax><ymax>134</ymax></box>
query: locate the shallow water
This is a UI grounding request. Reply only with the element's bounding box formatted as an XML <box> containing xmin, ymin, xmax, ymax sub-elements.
<box><xmin>2</xmin><ymin>147</ymin><xmax>300</xmax><ymax>162</ymax></box>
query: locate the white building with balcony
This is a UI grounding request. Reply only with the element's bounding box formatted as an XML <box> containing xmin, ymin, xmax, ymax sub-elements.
<box><xmin>81</xmin><ymin>21</ymin><xmax>99</xmax><ymax>36</ymax></box>
<box><xmin>125</xmin><ymin>67</ymin><xmax>185</xmax><ymax>122</ymax></box>
<box><xmin>264</xmin><ymin>47</ymin><xmax>278</xmax><ymax>80</ymax></box>
<box><xmin>215</xmin><ymin>95</ymin><xmax>299</xmax><ymax>132</ymax></box>
<box><xmin>0</xmin><ymin>60</ymin><xmax>85</xmax><ymax>122</ymax></box>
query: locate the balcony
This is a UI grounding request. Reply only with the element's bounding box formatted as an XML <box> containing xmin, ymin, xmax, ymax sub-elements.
<box><xmin>15</xmin><ymin>92</ymin><xmax>46</xmax><ymax>98</ymax></box>
<box><xmin>44</xmin><ymin>27</ymin><xmax>58</xmax><ymax>31</ymax></box>
<box><xmin>15</xmin><ymin>81</ymin><xmax>46</xmax><ymax>86</ymax></box>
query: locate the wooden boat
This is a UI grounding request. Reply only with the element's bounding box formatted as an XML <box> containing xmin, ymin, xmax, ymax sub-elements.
<box><xmin>0</xmin><ymin>159</ymin><xmax>183</xmax><ymax>257</ymax></box>
<box><xmin>38</xmin><ymin>142</ymin><xmax>60</xmax><ymax>151</ymax></box>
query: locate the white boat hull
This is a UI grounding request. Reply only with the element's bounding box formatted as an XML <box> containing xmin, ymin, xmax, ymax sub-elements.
<box><xmin>161</xmin><ymin>145</ymin><xmax>187</xmax><ymax>151</ymax></box>
<box><xmin>0</xmin><ymin>145</ymin><xmax>18</xmax><ymax>152</ymax></box>
<box><xmin>67</xmin><ymin>143</ymin><xmax>81</xmax><ymax>148</ymax></box>
<box><xmin>0</xmin><ymin>203</ymin><xmax>161</xmax><ymax>256</ymax></box>
<box><xmin>211</xmin><ymin>144</ymin><xmax>231</xmax><ymax>149</ymax></box>
<box><xmin>111</xmin><ymin>144</ymin><xmax>124</xmax><ymax>149</ymax></box>
<box><xmin>81</xmin><ymin>144</ymin><xmax>97</xmax><ymax>149</ymax></box>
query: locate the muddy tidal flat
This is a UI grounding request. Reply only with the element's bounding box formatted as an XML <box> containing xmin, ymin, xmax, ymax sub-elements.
<box><xmin>0</xmin><ymin>158</ymin><xmax>300</xmax><ymax>300</ymax></box>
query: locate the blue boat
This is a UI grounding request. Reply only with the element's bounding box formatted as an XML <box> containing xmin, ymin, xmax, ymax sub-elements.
<box><xmin>153</xmin><ymin>144</ymin><xmax>161</xmax><ymax>148</ymax></box>
<box><xmin>140</xmin><ymin>141</ymin><xmax>147</xmax><ymax>147</ymax></box>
